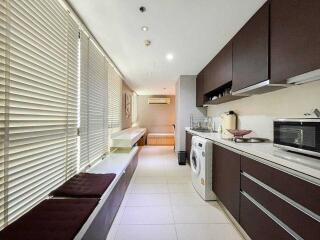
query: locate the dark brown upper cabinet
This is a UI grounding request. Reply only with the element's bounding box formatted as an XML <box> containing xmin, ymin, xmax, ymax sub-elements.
<box><xmin>212</xmin><ymin>144</ymin><xmax>240</xmax><ymax>221</ymax></box>
<box><xmin>232</xmin><ymin>2</ymin><xmax>269</xmax><ymax>92</ymax></box>
<box><xmin>203</xmin><ymin>42</ymin><xmax>232</xmax><ymax>94</ymax></box>
<box><xmin>196</xmin><ymin>70</ymin><xmax>204</xmax><ymax>107</ymax></box>
<box><xmin>270</xmin><ymin>0</ymin><xmax>320</xmax><ymax>83</ymax></box>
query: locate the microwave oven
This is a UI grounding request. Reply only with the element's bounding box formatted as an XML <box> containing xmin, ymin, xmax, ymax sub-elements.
<box><xmin>273</xmin><ymin>118</ymin><xmax>320</xmax><ymax>158</ymax></box>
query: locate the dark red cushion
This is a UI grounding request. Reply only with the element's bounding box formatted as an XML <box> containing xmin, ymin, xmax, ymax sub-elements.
<box><xmin>0</xmin><ymin>198</ymin><xmax>98</xmax><ymax>240</ymax></box>
<box><xmin>50</xmin><ymin>173</ymin><xmax>116</xmax><ymax>198</ymax></box>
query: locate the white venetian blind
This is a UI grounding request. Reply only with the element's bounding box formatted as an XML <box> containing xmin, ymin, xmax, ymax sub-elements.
<box><xmin>79</xmin><ymin>31</ymin><xmax>108</xmax><ymax>170</ymax></box>
<box><xmin>0</xmin><ymin>0</ymin><xmax>7</xmax><ymax>229</ymax></box>
<box><xmin>79</xmin><ymin>30</ymin><xmax>89</xmax><ymax>170</ymax></box>
<box><xmin>108</xmin><ymin>64</ymin><xmax>122</xmax><ymax>129</ymax></box>
<box><xmin>0</xmin><ymin>0</ymin><xmax>79</xmax><ymax>228</ymax></box>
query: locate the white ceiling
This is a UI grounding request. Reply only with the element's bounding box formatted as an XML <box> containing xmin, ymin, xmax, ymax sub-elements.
<box><xmin>68</xmin><ymin>0</ymin><xmax>266</xmax><ymax>95</ymax></box>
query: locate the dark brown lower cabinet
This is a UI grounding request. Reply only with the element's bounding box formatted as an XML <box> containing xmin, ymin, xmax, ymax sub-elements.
<box><xmin>240</xmin><ymin>193</ymin><xmax>294</xmax><ymax>240</ymax></box>
<box><xmin>241</xmin><ymin>174</ymin><xmax>320</xmax><ymax>239</ymax></box>
<box><xmin>185</xmin><ymin>131</ymin><xmax>193</xmax><ymax>165</ymax></box>
<box><xmin>211</xmin><ymin>144</ymin><xmax>320</xmax><ymax>240</ymax></box>
<box><xmin>212</xmin><ymin>144</ymin><xmax>240</xmax><ymax>221</ymax></box>
<box><xmin>241</xmin><ymin>156</ymin><xmax>320</xmax><ymax>215</ymax></box>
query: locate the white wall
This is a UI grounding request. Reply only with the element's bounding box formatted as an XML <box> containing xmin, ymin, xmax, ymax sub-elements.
<box><xmin>207</xmin><ymin>80</ymin><xmax>320</xmax><ymax>139</ymax></box>
<box><xmin>175</xmin><ymin>75</ymin><xmax>206</xmax><ymax>152</ymax></box>
<box><xmin>137</xmin><ymin>95</ymin><xmax>175</xmax><ymax>133</ymax></box>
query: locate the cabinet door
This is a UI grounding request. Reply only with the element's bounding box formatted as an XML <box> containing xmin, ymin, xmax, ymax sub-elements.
<box><xmin>203</xmin><ymin>43</ymin><xmax>232</xmax><ymax>94</ymax></box>
<box><xmin>240</xmin><ymin>193</ymin><xmax>294</xmax><ymax>240</ymax></box>
<box><xmin>270</xmin><ymin>0</ymin><xmax>320</xmax><ymax>83</ymax></box>
<box><xmin>241</xmin><ymin>174</ymin><xmax>320</xmax><ymax>239</ymax></box>
<box><xmin>185</xmin><ymin>132</ymin><xmax>192</xmax><ymax>165</ymax></box>
<box><xmin>232</xmin><ymin>2</ymin><xmax>269</xmax><ymax>92</ymax></box>
<box><xmin>196</xmin><ymin>71</ymin><xmax>204</xmax><ymax>107</ymax></box>
<box><xmin>212</xmin><ymin>144</ymin><xmax>240</xmax><ymax>221</ymax></box>
<box><xmin>241</xmin><ymin>156</ymin><xmax>320</xmax><ymax>215</ymax></box>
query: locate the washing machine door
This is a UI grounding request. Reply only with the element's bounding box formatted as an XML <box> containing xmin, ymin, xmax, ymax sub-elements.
<box><xmin>190</xmin><ymin>147</ymin><xmax>201</xmax><ymax>176</ymax></box>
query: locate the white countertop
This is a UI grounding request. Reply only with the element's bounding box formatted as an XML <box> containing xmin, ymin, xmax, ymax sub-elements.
<box><xmin>111</xmin><ymin>127</ymin><xmax>146</xmax><ymax>148</ymax></box>
<box><xmin>186</xmin><ymin>128</ymin><xmax>320</xmax><ymax>182</ymax></box>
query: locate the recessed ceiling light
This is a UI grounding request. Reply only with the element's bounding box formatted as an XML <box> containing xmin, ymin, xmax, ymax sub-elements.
<box><xmin>141</xmin><ymin>26</ymin><xmax>149</xmax><ymax>32</ymax></box>
<box><xmin>166</xmin><ymin>53</ymin><xmax>174</xmax><ymax>61</ymax></box>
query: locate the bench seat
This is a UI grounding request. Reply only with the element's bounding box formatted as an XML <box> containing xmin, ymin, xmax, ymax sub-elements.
<box><xmin>0</xmin><ymin>198</ymin><xmax>98</xmax><ymax>240</ymax></box>
<box><xmin>50</xmin><ymin>173</ymin><xmax>116</xmax><ymax>198</ymax></box>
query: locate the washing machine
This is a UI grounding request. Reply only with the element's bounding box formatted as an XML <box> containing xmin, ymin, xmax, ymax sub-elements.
<box><xmin>190</xmin><ymin>136</ymin><xmax>216</xmax><ymax>201</ymax></box>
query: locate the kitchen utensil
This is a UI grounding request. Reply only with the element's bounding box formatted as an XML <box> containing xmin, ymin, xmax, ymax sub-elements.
<box><xmin>227</xmin><ymin>129</ymin><xmax>252</xmax><ymax>138</ymax></box>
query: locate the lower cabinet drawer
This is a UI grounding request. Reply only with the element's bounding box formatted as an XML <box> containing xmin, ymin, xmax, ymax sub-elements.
<box><xmin>240</xmin><ymin>193</ymin><xmax>294</xmax><ymax>240</ymax></box>
<box><xmin>241</xmin><ymin>174</ymin><xmax>320</xmax><ymax>240</ymax></box>
<box><xmin>241</xmin><ymin>156</ymin><xmax>320</xmax><ymax>215</ymax></box>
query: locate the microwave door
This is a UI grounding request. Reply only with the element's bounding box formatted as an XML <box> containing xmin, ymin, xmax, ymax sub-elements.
<box><xmin>279</xmin><ymin>127</ymin><xmax>304</xmax><ymax>147</ymax></box>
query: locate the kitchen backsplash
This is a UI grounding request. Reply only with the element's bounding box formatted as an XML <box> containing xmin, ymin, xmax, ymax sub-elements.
<box><xmin>207</xmin><ymin>80</ymin><xmax>320</xmax><ymax>140</ymax></box>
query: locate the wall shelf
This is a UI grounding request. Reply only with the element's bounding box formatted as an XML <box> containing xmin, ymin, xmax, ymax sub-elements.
<box><xmin>204</xmin><ymin>94</ymin><xmax>247</xmax><ymax>105</ymax></box>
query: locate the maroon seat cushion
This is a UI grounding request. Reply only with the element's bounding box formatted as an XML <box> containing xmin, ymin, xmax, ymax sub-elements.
<box><xmin>0</xmin><ymin>198</ymin><xmax>98</xmax><ymax>240</ymax></box>
<box><xmin>50</xmin><ymin>173</ymin><xmax>116</xmax><ymax>198</ymax></box>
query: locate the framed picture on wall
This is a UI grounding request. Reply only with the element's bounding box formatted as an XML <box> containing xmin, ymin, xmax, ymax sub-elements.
<box><xmin>125</xmin><ymin>93</ymin><xmax>132</xmax><ymax>119</ymax></box>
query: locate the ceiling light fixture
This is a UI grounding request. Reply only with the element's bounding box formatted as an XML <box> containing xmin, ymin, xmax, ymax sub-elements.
<box><xmin>166</xmin><ymin>53</ymin><xmax>174</xmax><ymax>61</ymax></box>
<box><xmin>141</xmin><ymin>26</ymin><xmax>149</xmax><ymax>32</ymax></box>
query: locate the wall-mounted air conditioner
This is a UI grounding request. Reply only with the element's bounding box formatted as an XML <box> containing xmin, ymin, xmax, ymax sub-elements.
<box><xmin>148</xmin><ymin>97</ymin><xmax>171</xmax><ymax>104</ymax></box>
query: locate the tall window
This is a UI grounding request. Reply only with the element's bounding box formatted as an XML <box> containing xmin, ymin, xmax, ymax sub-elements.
<box><xmin>0</xmin><ymin>0</ymin><xmax>125</xmax><ymax>231</ymax></box>
<box><xmin>107</xmin><ymin>64</ymin><xmax>122</xmax><ymax>150</ymax></box>
<box><xmin>79</xmin><ymin>30</ymin><xmax>108</xmax><ymax>170</ymax></box>
<box><xmin>0</xmin><ymin>0</ymin><xmax>79</xmax><ymax>229</ymax></box>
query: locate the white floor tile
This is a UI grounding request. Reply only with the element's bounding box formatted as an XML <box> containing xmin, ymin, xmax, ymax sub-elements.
<box><xmin>115</xmin><ymin>225</ymin><xmax>177</xmax><ymax>240</ymax></box>
<box><xmin>172</xmin><ymin>204</ymin><xmax>230</xmax><ymax>224</ymax></box>
<box><xmin>134</xmin><ymin>176</ymin><xmax>167</xmax><ymax>184</ymax></box>
<box><xmin>130</xmin><ymin>183</ymin><xmax>169</xmax><ymax>194</ymax></box>
<box><xmin>124</xmin><ymin>194</ymin><xmax>170</xmax><ymax>206</ymax></box>
<box><xmin>166</xmin><ymin>168</ymin><xmax>191</xmax><ymax>177</ymax></box>
<box><xmin>168</xmin><ymin>183</ymin><xmax>194</xmax><ymax>193</ymax></box>
<box><xmin>135</xmin><ymin>169</ymin><xmax>167</xmax><ymax>177</ymax></box>
<box><xmin>120</xmin><ymin>206</ymin><xmax>174</xmax><ymax>224</ymax></box>
<box><xmin>104</xmin><ymin>146</ymin><xmax>242</xmax><ymax>240</ymax></box>
<box><xmin>106</xmin><ymin>224</ymin><xmax>119</xmax><ymax>240</ymax></box>
<box><xmin>113</xmin><ymin>205</ymin><xmax>126</xmax><ymax>225</ymax></box>
<box><xmin>167</xmin><ymin>176</ymin><xmax>191</xmax><ymax>184</ymax></box>
<box><xmin>175</xmin><ymin>224</ymin><xmax>243</xmax><ymax>240</ymax></box>
<box><xmin>170</xmin><ymin>192</ymin><xmax>210</xmax><ymax>206</ymax></box>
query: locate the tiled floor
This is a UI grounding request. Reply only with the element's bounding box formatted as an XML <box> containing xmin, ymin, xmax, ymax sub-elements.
<box><xmin>107</xmin><ymin>146</ymin><xmax>243</xmax><ymax>240</ymax></box>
